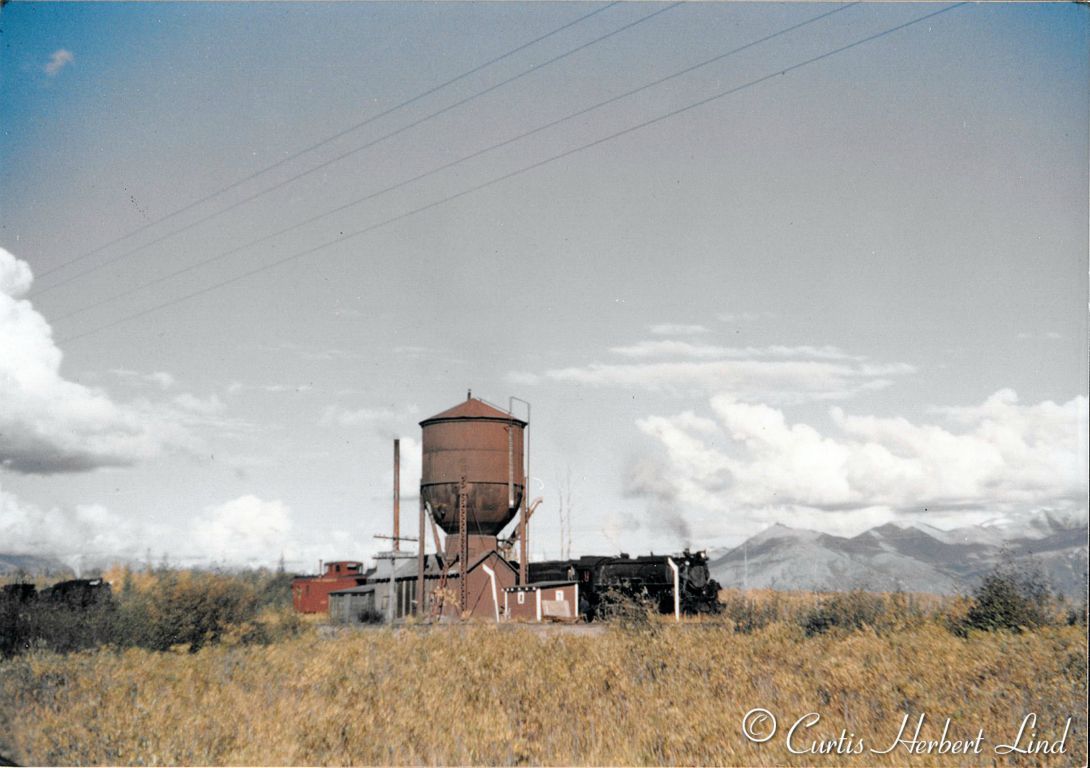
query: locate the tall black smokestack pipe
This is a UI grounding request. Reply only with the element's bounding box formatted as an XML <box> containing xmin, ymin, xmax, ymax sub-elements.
<box><xmin>393</xmin><ymin>439</ymin><xmax>400</xmax><ymax>553</ymax></box>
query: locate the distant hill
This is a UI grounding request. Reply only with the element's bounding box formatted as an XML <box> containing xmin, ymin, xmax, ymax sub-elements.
<box><xmin>0</xmin><ymin>552</ymin><xmax>73</xmax><ymax>578</ymax></box>
<box><xmin>709</xmin><ymin>509</ymin><xmax>1089</xmax><ymax>597</ymax></box>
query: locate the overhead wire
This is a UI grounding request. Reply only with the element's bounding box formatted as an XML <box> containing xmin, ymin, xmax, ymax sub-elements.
<box><xmin>58</xmin><ymin>3</ymin><xmax>968</xmax><ymax>345</ymax></box>
<box><xmin>31</xmin><ymin>2</ymin><xmax>678</xmax><ymax>298</ymax></box>
<box><xmin>56</xmin><ymin>2</ymin><xmax>854</xmax><ymax>325</ymax></box>
<box><xmin>30</xmin><ymin>2</ymin><xmax>619</xmax><ymax>285</ymax></box>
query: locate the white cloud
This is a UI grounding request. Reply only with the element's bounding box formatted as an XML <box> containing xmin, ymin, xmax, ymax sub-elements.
<box><xmin>631</xmin><ymin>390</ymin><xmax>1088</xmax><ymax>541</ymax></box>
<box><xmin>320</xmin><ymin>403</ymin><xmax>419</xmax><ymax>433</ymax></box>
<box><xmin>223</xmin><ymin>381</ymin><xmax>312</xmax><ymax>395</ymax></box>
<box><xmin>509</xmin><ymin>335</ymin><xmax>908</xmax><ymax>403</ymax></box>
<box><xmin>192</xmin><ymin>495</ymin><xmax>294</xmax><ymax>566</ymax></box>
<box><xmin>611</xmin><ymin>340</ymin><xmax>732</xmax><ymax>359</ymax></box>
<box><xmin>609</xmin><ymin>340</ymin><xmax>862</xmax><ymax>361</ymax></box>
<box><xmin>389</xmin><ymin>436</ymin><xmax>423</xmax><ymax>495</ymax></box>
<box><xmin>172</xmin><ymin>393</ymin><xmax>225</xmax><ymax>415</ymax></box>
<box><xmin>0</xmin><ymin>482</ymin><xmax>367</xmax><ymax>571</ymax></box>
<box><xmin>0</xmin><ymin>480</ymin><xmax>151</xmax><ymax>571</ymax></box>
<box><xmin>111</xmin><ymin>369</ymin><xmax>176</xmax><ymax>389</ymax></box>
<box><xmin>649</xmin><ymin>323</ymin><xmax>709</xmax><ymax>336</ymax></box>
<box><xmin>319</xmin><ymin>404</ymin><xmax>423</xmax><ymax>495</ymax></box>
<box><xmin>0</xmin><ymin>247</ymin><xmax>198</xmax><ymax>473</ymax></box>
<box><xmin>0</xmin><ymin>254</ymin><xmax>32</xmax><ymax>296</ymax></box>
<box><xmin>44</xmin><ymin>49</ymin><xmax>74</xmax><ymax>77</ymax></box>
<box><xmin>191</xmin><ymin>494</ymin><xmax>371</xmax><ymax>569</ymax></box>
<box><xmin>147</xmin><ymin>371</ymin><xmax>174</xmax><ymax>389</ymax></box>
<box><xmin>539</xmin><ymin>358</ymin><xmax>909</xmax><ymax>403</ymax></box>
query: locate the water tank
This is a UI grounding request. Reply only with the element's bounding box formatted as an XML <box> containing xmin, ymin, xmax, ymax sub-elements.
<box><xmin>419</xmin><ymin>395</ymin><xmax>525</xmax><ymax>536</ymax></box>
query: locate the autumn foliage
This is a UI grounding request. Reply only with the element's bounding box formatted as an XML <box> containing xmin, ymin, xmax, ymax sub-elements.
<box><xmin>0</xmin><ymin>573</ymin><xmax>1085</xmax><ymax>766</ymax></box>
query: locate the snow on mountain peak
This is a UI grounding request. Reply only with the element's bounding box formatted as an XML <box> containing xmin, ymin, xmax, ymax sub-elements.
<box><xmin>746</xmin><ymin>523</ymin><xmax>823</xmax><ymax>546</ymax></box>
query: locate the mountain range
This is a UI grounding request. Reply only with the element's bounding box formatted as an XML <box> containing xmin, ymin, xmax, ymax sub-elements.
<box><xmin>708</xmin><ymin>509</ymin><xmax>1088</xmax><ymax>597</ymax></box>
<box><xmin>3</xmin><ymin>510</ymin><xmax>1086</xmax><ymax>598</ymax></box>
<box><xmin>0</xmin><ymin>552</ymin><xmax>73</xmax><ymax>578</ymax></box>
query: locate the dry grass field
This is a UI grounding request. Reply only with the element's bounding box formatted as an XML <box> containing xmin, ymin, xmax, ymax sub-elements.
<box><xmin>0</xmin><ymin>592</ymin><xmax>1085</xmax><ymax>766</ymax></box>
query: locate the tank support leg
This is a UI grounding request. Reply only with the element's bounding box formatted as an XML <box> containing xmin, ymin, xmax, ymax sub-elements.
<box><xmin>458</xmin><ymin>477</ymin><xmax>468</xmax><ymax>616</ymax></box>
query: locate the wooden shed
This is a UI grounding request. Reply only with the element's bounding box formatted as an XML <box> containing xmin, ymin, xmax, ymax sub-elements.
<box><xmin>504</xmin><ymin>580</ymin><xmax>581</xmax><ymax>622</ymax></box>
<box><xmin>328</xmin><ymin>584</ymin><xmax>379</xmax><ymax>623</ymax></box>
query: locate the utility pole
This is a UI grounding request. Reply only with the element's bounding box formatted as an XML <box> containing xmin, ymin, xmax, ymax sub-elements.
<box><xmin>417</xmin><ymin>494</ymin><xmax>425</xmax><ymax>616</ymax></box>
<box><xmin>510</xmin><ymin>396</ymin><xmax>531</xmax><ymax>583</ymax></box>
<box><xmin>393</xmin><ymin>439</ymin><xmax>400</xmax><ymax>552</ymax></box>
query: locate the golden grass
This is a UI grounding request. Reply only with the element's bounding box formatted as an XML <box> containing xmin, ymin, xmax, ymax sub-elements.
<box><xmin>718</xmin><ymin>587</ymin><xmax>956</xmax><ymax>614</ymax></box>
<box><xmin>1</xmin><ymin>617</ymin><xmax>1084</xmax><ymax>766</ymax></box>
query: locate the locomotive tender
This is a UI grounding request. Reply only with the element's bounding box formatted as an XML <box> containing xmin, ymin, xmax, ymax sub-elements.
<box><xmin>528</xmin><ymin>549</ymin><xmax>722</xmax><ymax>621</ymax></box>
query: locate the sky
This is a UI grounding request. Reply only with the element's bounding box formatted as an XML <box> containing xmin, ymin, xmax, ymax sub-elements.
<box><xmin>0</xmin><ymin>1</ymin><xmax>1087</xmax><ymax>574</ymax></box>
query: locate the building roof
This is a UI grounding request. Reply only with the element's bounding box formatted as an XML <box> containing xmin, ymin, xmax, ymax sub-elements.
<box><xmin>443</xmin><ymin>549</ymin><xmax>518</xmax><ymax>577</ymax></box>
<box><xmin>330</xmin><ymin>551</ymin><xmax>517</xmax><ymax>588</ymax></box>
<box><xmin>371</xmin><ymin>553</ymin><xmax>420</xmax><ymax>580</ymax></box>
<box><xmin>329</xmin><ymin>584</ymin><xmax>379</xmax><ymax>596</ymax></box>
<box><xmin>420</xmin><ymin>396</ymin><xmax>526</xmax><ymax>426</ymax></box>
<box><xmin>505</xmin><ymin>580</ymin><xmax>578</xmax><ymax>591</ymax></box>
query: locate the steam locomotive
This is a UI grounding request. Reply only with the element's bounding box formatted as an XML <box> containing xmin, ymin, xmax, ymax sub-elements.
<box><xmin>528</xmin><ymin>549</ymin><xmax>722</xmax><ymax>621</ymax></box>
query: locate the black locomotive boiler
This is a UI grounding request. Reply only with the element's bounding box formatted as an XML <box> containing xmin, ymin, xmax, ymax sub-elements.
<box><xmin>528</xmin><ymin>549</ymin><xmax>721</xmax><ymax>621</ymax></box>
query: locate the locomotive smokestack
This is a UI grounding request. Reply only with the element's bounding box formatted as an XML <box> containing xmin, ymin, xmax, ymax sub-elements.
<box><xmin>393</xmin><ymin>438</ymin><xmax>401</xmax><ymax>552</ymax></box>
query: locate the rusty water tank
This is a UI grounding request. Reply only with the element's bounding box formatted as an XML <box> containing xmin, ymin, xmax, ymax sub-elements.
<box><xmin>419</xmin><ymin>395</ymin><xmax>526</xmax><ymax>536</ymax></box>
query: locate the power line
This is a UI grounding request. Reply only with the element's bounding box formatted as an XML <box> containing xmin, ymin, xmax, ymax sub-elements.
<box><xmin>56</xmin><ymin>3</ymin><xmax>854</xmax><ymax>325</ymax></box>
<box><xmin>31</xmin><ymin>2</ymin><xmax>677</xmax><ymax>299</ymax></box>
<box><xmin>30</xmin><ymin>2</ymin><xmax>617</xmax><ymax>286</ymax></box>
<box><xmin>58</xmin><ymin>3</ymin><xmax>967</xmax><ymax>345</ymax></box>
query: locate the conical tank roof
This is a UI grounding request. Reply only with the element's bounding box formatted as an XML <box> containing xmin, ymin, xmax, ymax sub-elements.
<box><xmin>420</xmin><ymin>395</ymin><xmax>526</xmax><ymax>426</ymax></box>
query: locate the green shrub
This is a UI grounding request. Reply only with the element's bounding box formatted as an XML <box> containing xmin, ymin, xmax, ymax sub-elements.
<box><xmin>959</xmin><ymin>560</ymin><xmax>1054</xmax><ymax>634</ymax></box>
<box><xmin>119</xmin><ymin>571</ymin><xmax>261</xmax><ymax>652</ymax></box>
<box><xmin>720</xmin><ymin>593</ymin><xmax>781</xmax><ymax>633</ymax></box>
<box><xmin>800</xmin><ymin>590</ymin><xmax>886</xmax><ymax>636</ymax></box>
<box><xmin>595</xmin><ymin>586</ymin><xmax>656</xmax><ymax>630</ymax></box>
<box><xmin>1</xmin><ymin>569</ymin><xmax>299</xmax><ymax>657</ymax></box>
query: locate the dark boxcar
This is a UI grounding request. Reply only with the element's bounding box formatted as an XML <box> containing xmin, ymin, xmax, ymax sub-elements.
<box><xmin>1</xmin><ymin>583</ymin><xmax>37</xmax><ymax>603</ymax></box>
<box><xmin>40</xmin><ymin>578</ymin><xmax>111</xmax><ymax>608</ymax></box>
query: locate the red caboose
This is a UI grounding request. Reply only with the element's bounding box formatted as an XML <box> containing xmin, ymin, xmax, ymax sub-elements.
<box><xmin>292</xmin><ymin>561</ymin><xmax>369</xmax><ymax>614</ymax></box>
